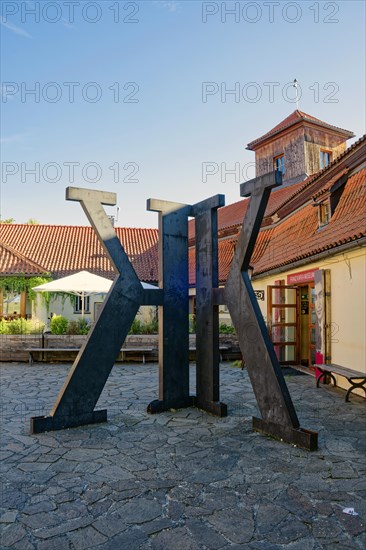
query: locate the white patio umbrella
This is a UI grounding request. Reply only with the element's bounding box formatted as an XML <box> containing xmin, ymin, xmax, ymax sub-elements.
<box><xmin>32</xmin><ymin>270</ymin><xmax>157</xmax><ymax>317</ymax></box>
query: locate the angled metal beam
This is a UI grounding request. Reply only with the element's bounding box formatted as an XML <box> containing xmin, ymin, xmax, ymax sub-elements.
<box><xmin>30</xmin><ymin>187</ymin><xmax>144</xmax><ymax>433</ymax></box>
<box><xmin>224</xmin><ymin>172</ymin><xmax>318</xmax><ymax>450</ymax></box>
<box><xmin>191</xmin><ymin>195</ymin><xmax>227</xmax><ymax>416</ymax></box>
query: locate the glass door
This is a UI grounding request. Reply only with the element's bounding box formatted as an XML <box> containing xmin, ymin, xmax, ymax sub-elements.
<box><xmin>267</xmin><ymin>285</ymin><xmax>299</xmax><ymax>365</ymax></box>
<box><xmin>309</xmin><ymin>285</ymin><xmax>316</xmax><ymax>366</ymax></box>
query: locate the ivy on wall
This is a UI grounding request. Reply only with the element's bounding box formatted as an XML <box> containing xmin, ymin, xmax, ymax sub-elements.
<box><xmin>0</xmin><ymin>276</ymin><xmax>52</xmax><ymax>302</ymax></box>
<box><xmin>0</xmin><ymin>276</ymin><xmax>78</xmax><ymax>314</ymax></box>
<box><xmin>45</xmin><ymin>292</ymin><xmax>75</xmax><ymax>313</ymax></box>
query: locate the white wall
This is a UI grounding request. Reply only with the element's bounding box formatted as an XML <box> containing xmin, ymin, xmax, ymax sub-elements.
<box><xmin>32</xmin><ymin>293</ymin><xmax>106</xmax><ymax>328</ymax></box>
<box><xmin>32</xmin><ymin>293</ymin><xmax>155</xmax><ymax>329</ymax></box>
<box><xmin>251</xmin><ymin>247</ymin><xmax>366</xmax><ymax>373</ymax></box>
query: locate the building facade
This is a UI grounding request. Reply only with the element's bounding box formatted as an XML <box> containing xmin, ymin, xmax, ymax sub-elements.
<box><xmin>1</xmin><ymin>110</ymin><xmax>365</xmax><ymax>396</ymax></box>
<box><xmin>247</xmin><ymin>110</ymin><xmax>354</xmax><ymax>185</ymax></box>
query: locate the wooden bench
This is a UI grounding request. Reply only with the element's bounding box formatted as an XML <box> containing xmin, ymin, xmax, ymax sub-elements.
<box><xmin>25</xmin><ymin>347</ymin><xmax>154</xmax><ymax>365</ymax></box>
<box><xmin>314</xmin><ymin>363</ymin><xmax>366</xmax><ymax>402</ymax></box>
<box><xmin>25</xmin><ymin>348</ymin><xmax>80</xmax><ymax>366</ymax></box>
<box><xmin>189</xmin><ymin>345</ymin><xmax>229</xmax><ymax>362</ymax></box>
<box><xmin>119</xmin><ymin>347</ymin><xmax>153</xmax><ymax>364</ymax></box>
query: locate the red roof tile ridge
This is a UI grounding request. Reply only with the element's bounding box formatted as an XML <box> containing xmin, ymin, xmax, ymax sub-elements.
<box><xmin>312</xmin><ymin>167</ymin><xmax>351</xmax><ymax>200</ymax></box>
<box><xmin>0</xmin><ymin>223</ymin><xmax>158</xmax><ymax>232</ymax></box>
<box><xmin>116</xmin><ymin>226</ymin><xmax>158</xmax><ymax>233</ymax></box>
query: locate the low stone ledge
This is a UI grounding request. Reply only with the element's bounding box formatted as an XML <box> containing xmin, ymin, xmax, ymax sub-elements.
<box><xmin>0</xmin><ymin>333</ymin><xmax>240</xmax><ymax>363</ymax></box>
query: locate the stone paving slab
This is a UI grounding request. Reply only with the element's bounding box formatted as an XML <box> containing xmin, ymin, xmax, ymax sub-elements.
<box><xmin>0</xmin><ymin>362</ymin><xmax>365</xmax><ymax>549</ymax></box>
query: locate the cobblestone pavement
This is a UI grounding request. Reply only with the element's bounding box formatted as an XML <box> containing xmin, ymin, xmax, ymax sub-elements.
<box><xmin>0</xmin><ymin>362</ymin><xmax>365</xmax><ymax>549</ymax></box>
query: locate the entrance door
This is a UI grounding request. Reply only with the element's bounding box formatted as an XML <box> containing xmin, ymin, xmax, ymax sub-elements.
<box><xmin>267</xmin><ymin>285</ymin><xmax>299</xmax><ymax>365</ymax></box>
<box><xmin>300</xmin><ymin>284</ymin><xmax>316</xmax><ymax>366</ymax></box>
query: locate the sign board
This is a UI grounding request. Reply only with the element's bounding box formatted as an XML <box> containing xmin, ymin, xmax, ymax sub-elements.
<box><xmin>254</xmin><ymin>290</ymin><xmax>265</xmax><ymax>301</ymax></box>
<box><xmin>287</xmin><ymin>269</ymin><xmax>315</xmax><ymax>285</ymax></box>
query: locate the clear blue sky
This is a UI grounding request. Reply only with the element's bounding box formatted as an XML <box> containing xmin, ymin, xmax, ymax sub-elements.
<box><xmin>1</xmin><ymin>0</ymin><xmax>365</xmax><ymax>228</ymax></box>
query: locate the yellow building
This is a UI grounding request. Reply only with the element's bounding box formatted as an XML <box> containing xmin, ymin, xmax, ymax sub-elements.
<box><xmin>210</xmin><ymin>112</ymin><xmax>365</xmax><ymax>396</ymax></box>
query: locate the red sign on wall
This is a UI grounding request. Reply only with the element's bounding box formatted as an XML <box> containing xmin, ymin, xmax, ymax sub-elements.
<box><xmin>287</xmin><ymin>269</ymin><xmax>315</xmax><ymax>285</ymax></box>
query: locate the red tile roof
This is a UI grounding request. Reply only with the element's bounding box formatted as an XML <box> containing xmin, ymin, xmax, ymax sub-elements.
<box><xmin>188</xmin><ymin>199</ymin><xmax>249</xmax><ymax>241</ymax></box>
<box><xmin>0</xmin><ymin>243</ymin><xmax>48</xmax><ymax>276</ymax></box>
<box><xmin>263</xmin><ymin>181</ymin><xmax>306</xmax><ymax>217</ymax></box>
<box><xmin>312</xmin><ymin>168</ymin><xmax>349</xmax><ymax>200</ymax></box>
<box><xmin>188</xmin><ymin>181</ymin><xmax>307</xmax><ymax>240</ymax></box>
<box><xmin>0</xmin><ymin>225</ymin><xmax>159</xmax><ymax>282</ymax></box>
<box><xmin>247</xmin><ymin>110</ymin><xmax>354</xmax><ymax>150</ymax></box>
<box><xmin>253</xmin><ymin>168</ymin><xmax>366</xmax><ymax>275</ymax></box>
<box><xmin>189</xmin><ymin>239</ymin><xmax>237</xmax><ymax>286</ymax></box>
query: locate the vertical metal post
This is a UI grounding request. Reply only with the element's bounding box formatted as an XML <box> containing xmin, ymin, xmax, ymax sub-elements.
<box><xmin>147</xmin><ymin>200</ymin><xmax>194</xmax><ymax>412</ymax></box>
<box><xmin>191</xmin><ymin>195</ymin><xmax>227</xmax><ymax>416</ymax></box>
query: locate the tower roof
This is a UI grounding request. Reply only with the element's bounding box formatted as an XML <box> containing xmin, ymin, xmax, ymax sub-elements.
<box><xmin>247</xmin><ymin>110</ymin><xmax>354</xmax><ymax>151</ymax></box>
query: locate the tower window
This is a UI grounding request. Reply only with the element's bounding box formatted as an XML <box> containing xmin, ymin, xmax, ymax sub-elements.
<box><xmin>274</xmin><ymin>155</ymin><xmax>285</xmax><ymax>174</ymax></box>
<box><xmin>320</xmin><ymin>150</ymin><xmax>332</xmax><ymax>169</ymax></box>
<box><xmin>319</xmin><ymin>201</ymin><xmax>331</xmax><ymax>227</ymax></box>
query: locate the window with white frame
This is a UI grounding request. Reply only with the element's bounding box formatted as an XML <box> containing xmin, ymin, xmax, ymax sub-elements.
<box><xmin>74</xmin><ymin>295</ymin><xmax>90</xmax><ymax>313</ymax></box>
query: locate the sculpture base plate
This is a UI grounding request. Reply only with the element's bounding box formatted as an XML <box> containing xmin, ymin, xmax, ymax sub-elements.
<box><xmin>30</xmin><ymin>409</ymin><xmax>108</xmax><ymax>434</ymax></box>
<box><xmin>147</xmin><ymin>397</ymin><xmax>195</xmax><ymax>414</ymax></box>
<box><xmin>252</xmin><ymin>417</ymin><xmax>318</xmax><ymax>451</ymax></box>
<box><xmin>194</xmin><ymin>398</ymin><xmax>228</xmax><ymax>417</ymax></box>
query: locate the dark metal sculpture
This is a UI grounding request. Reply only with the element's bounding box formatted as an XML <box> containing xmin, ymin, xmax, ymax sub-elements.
<box><xmin>30</xmin><ymin>177</ymin><xmax>317</xmax><ymax>450</ymax></box>
<box><xmin>146</xmin><ymin>196</ymin><xmax>227</xmax><ymax>416</ymax></box>
<box><xmin>30</xmin><ymin>188</ymin><xmax>161</xmax><ymax>433</ymax></box>
<box><xmin>224</xmin><ymin>172</ymin><xmax>317</xmax><ymax>450</ymax></box>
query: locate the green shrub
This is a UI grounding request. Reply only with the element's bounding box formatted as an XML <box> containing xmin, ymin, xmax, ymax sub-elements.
<box><xmin>128</xmin><ymin>316</ymin><xmax>159</xmax><ymax>335</ymax></box>
<box><xmin>77</xmin><ymin>318</ymin><xmax>91</xmax><ymax>335</ymax></box>
<box><xmin>67</xmin><ymin>318</ymin><xmax>91</xmax><ymax>335</ymax></box>
<box><xmin>0</xmin><ymin>318</ymin><xmax>44</xmax><ymax>334</ymax></box>
<box><xmin>129</xmin><ymin>318</ymin><xmax>144</xmax><ymax>334</ymax></box>
<box><xmin>29</xmin><ymin>319</ymin><xmax>45</xmax><ymax>334</ymax></box>
<box><xmin>219</xmin><ymin>323</ymin><xmax>235</xmax><ymax>334</ymax></box>
<box><xmin>50</xmin><ymin>315</ymin><xmax>68</xmax><ymax>335</ymax></box>
<box><xmin>66</xmin><ymin>321</ymin><xmax>79</xmax><ymax>335</ymax></box>
<box><xmin>7</xmin><ymin>318</ymin><xmax>29</xmax><ymax>334</ymax></box>
<box><xmin>143</xmin><ymin>318</ymin><xmax>158</xmax><ymax>334</ymax></box>
<box><xmin>0</xmin><ymin>320</ymin><xmax>9</xmax><ymax>334</ymax></box>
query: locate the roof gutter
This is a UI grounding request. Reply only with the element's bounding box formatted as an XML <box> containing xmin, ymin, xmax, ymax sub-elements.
<box><xmin>252</xmin><ymin>237</ymin><xmax>366</xmax><ymax>280</ymax></box>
